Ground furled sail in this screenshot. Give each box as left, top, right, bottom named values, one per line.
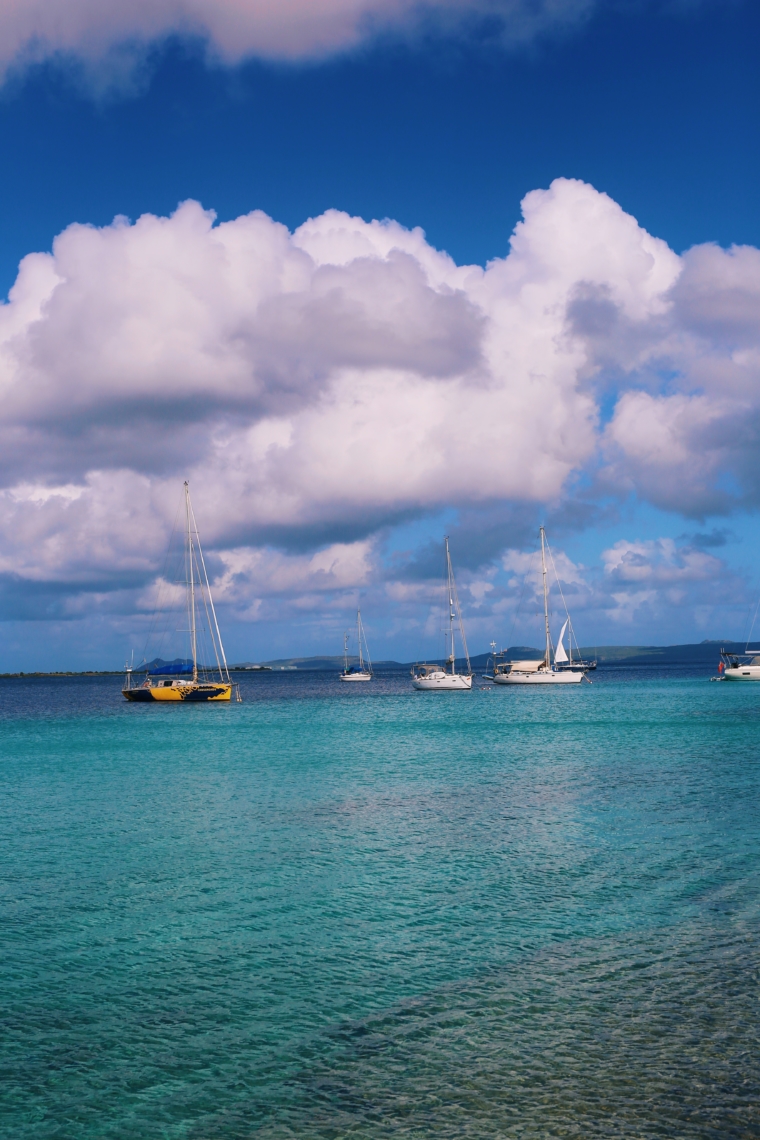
left=554, top=619, right=569, bottom=663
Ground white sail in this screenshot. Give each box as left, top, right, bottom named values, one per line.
left=554, top=618, right=569, bottom=663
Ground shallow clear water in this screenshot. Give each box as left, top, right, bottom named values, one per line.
left=1, top=668, right=758, bottom=1138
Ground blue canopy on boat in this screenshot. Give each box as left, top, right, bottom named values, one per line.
left=147, top=659, right=194, bottom=676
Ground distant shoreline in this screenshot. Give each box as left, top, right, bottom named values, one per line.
left=0, top=667, right=273, bottom=679
left=0, top=642, right=747, bottom=678
left=0, top=671, right=127, bottom=678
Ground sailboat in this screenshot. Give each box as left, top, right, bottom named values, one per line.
left=411, top=537, right=473, bottom=691
left=718, top=596, right=760, bottom=679
left=494, top=527, right=586, bottom=686
left=123, top=482, right=238, bottom=702
left=340, top=609, right=372, bottom=681
left=719, top=649, right=760, bottom=680
left=551, top=618, right=595, bottom=670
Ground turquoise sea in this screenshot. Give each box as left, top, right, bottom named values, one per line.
left=1, top=667, right=758, bottom=1138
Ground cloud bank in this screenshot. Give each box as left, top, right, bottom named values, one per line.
left=1, top=177, right=758, bottom=656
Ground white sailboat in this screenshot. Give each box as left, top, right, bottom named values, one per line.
left=718, top=597, right=760, bottom=679
left=494, top=527, right=585, bottom=686
left=412, top=537, right=473, bottom=691
left=340, top=609, right=372, bottom=681
left=720, top=651, right=760, bottom=680
left=552, top=615, right=596, bottom=672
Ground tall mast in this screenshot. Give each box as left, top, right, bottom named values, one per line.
left=540, top=526, right=551, bottom=668
left=357, top=610, right=364, bottom=671
left=445, top=536, right=456, bottom=674
left=187, top=494, right=230, bottom=682
left=185, top=481, right=198, bottom=682
left=343, top=631, right=349, bottom=674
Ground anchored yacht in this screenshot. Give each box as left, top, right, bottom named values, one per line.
left=123, top=483, right=239, bottom=703
left=340, top=609, right=373, bottom=681
left=494, top=527, right=587, bottom=686
left=719, top=647, right=760, bottom=680
left=412, top=537, right=473, bottom=691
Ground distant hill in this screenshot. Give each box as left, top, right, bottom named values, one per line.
left=260, top=655, right=346, bottom=670
left=258, top=655, right=404, bottom=671
left=581, top=641, right=749, bottom=666
left=222, top=641, right=755, bottom=674
left=470, top=641, right=750, bottom=668
left=141, top=657, right=193, bottom=672
left=469, top=646, right=543, bottom=668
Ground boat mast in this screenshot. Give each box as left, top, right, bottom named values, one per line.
left=186, top=492, right=230, bottom=683
left=445, top=537, right=456, bottom=674
left=540, top=526, right=551, bottom=669
left=357, top=610, right=364, bottom=671
left=185, top=481, right=198, bottom=682
left=343, top=631, right=349, bottom=674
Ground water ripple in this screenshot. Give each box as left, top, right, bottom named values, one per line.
left=0, top=669, right=758, bottom=1138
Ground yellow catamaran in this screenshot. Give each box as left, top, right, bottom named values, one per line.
left=123, top=482, right=238, bottom=703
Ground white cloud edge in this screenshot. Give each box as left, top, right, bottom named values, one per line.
left=0, top=0, right=600, bottom=84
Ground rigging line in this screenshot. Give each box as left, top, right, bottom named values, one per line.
left=441, top=541, right=454, bottom=666
left=192, top=541, right=223, bottom=679
left=546, top=538, right=585, bottom=661
left=447, top=540, right=471, bottom=672
left=738, top=565, right=760, bottom=647
left=504, top=546, right=537, bottom=653
left=739, top=600, right=754, bottom=649
left=414, top=550, right=444, bottom=666
left=361, top=614, right=372, bottom=674
left=189, top=494, right=230, bottom=681
left=545, top=538, right=572, bottom=622
left=141, top=493, right=183, bottom=667
left=196, top=547, right=227, bottom=681
left=145, top=507, right=183, bottom=662
left=357, top=610, right=371, bottom=673
left=745, top=593, right=760, bottom=652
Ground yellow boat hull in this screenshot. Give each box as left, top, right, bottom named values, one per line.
left=123, top=682, right=232, bottom=702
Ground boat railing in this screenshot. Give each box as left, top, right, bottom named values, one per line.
left=721, top=648, right=760, bottom=666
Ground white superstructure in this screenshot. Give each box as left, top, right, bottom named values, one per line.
left=720, top=650, right=760, bottom=680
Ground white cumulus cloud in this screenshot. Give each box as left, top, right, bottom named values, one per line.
left=602, top=538, right=723, bottom=585
left=600, top=241, right=760, bottom=517
left=3, top=178, right=650, bottom=565
left=598, top=537, right=733, bottom=629
left=0, top=176, right=758, bottom=651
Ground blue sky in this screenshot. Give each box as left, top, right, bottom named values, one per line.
left=0, top=0, right=759, bottom=668
left=2, top=1, right=759, bottom=288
